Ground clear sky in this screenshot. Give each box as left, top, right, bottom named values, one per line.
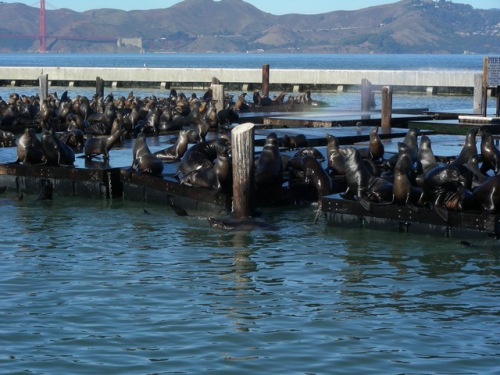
left=3, top=0, right=498, bottom=13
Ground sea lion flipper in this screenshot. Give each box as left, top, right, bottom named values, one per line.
left=434, top=206, right=449, bottom=222
left=358, top=198, right=372, bottom=211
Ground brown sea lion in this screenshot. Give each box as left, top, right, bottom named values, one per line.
left=392, top=164, right=422, bottom=212
left=155, top=130, right=189, bottom=162
left=177, top=138, right=231, bottom=178
left=480, top=130, right=500, bottom=175
left=468, top=175, right=500, bottom=214
left=16, top=128, right=46, bottom=165
left=326, top=134, right=346, bottom=175
left=417, top=134, right=438, bottom=174
left=84, top=129, right=124, bottom=160
left=340, top=147, right=394, bottom=210
left=293, top=147, right=325, bottom=162
left=40, top=128, right=75, bottom=166
left=130, top=133, right=164, bottom=175
left=452, top=127, right=478, bottom=166
left=288, top=156, right=332, bottom=200
left=254, top=132, right=283, bottom=191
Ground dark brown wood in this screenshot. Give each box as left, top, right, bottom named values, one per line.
left=496, top=85, right=500, bottom=117
left=96, top=76, right=105, bottom=98
left=361, top=78, right=373, bottom=112
left=262, top=64, right=270, bottom=98
left=231, top=123, right=255, bottom=218
left=381, top=86, right=393, bottom=129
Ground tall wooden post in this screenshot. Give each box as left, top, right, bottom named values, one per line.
left=496, top=86, right=500, bottom=117
left=482, top=57, right=488, bottom=117
left=361, top=78, right=373, bottom=111
left=38, top=74, right=48, bottom=102
left=473, top=73, right=483, bottom=112
left=212, top=84, right=224, bottom=113
left=381, top=86, right=393, bottom=129
left=231, top=123, right=255, bottom=219
left=96, top=76, right=105, bottom=98
left=262, top=64, right=270, bottom=98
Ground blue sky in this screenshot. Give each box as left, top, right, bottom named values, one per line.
left=4, top=0, right=498, bottom=13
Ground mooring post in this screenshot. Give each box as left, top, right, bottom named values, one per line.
left=473, top=73, right=483, bottom=112
left=38, top=74, right=48, bottom=102
left=361, top=78, right=373, bottom=111
left=96, top=76, right=105, bottom=98
left=262, top=64, right=270, bottom=98
left=231, top=122, right=255, bottom=219
left=496, top=86, right=500, bottom=117
left=482, top=57, right=488, bottom=117
left=212, top=83, right=225, bottom=113
left=381, top=86, right=393, bottom=129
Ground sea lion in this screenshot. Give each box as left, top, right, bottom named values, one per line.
left=177, top=138, right=231, bottom=178
left=358, top=126, right=384, bottom=161
left=326, top=134, right=346, bottom=175
left=386, top=128, right=419, bottom=169
left=288, top=156, right=332, bottom=200
left=452, top=127, right=478, bottom=166
left=254, top=132, right=283, bottom=191
left=16, top=128, right=46, bottom=165
left=40, top=128, right=75, bottom=166
left=480, top=130, right=500, bottom=175
left=84, top=128, right=124, bottom=160
left=392, top=164, right=422, bottom=212
left=293, top=147, right=325, bottom=162
left=180, top=141, right=232, bottom=193
left=468, top=175, right=500, bottom=214
left=154, top=130, right=189, bottom=162
left=0, top=129, right=15, bottom=147
left=340, top=146, right=394, bottom=210
left=420, top=165, right=470, bottom=217
left=466, top=154, right=489, bottom=188
left=130, top=133, right=164, bottom=175
left=417, top=134, right=438, bottom=174
left=207, top=217, right=278, bottom=231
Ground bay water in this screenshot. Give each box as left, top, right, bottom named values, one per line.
left=0, top=54, right=499, bottom=374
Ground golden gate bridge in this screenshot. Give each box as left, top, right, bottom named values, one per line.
left=0, top=1, right=161, bottom=53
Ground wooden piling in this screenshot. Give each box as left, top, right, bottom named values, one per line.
left=262, top=64, right=270, bottom=98
left=38, top=74, right=48, bottom=102
left=211, top=84, right=224, bottom=113
left=361, top=78, right=373, bottom=111
left=482, top=57, right=488, bottom=117
left=231, top=122, right=255, bottom=218
left=381, top=86, right=393, bottom=129
left=96, top=76, right=105, bottom=98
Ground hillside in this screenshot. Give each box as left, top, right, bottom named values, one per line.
left=0, top=0, right=498, bottom=54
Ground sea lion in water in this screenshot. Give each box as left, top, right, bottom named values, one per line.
left=207, top=217, right=278, bottom=231
left=130, top=133, right=164, bottom=175
left=340, top=146, right=393, bottom=210
left=16, top=128, right=46, bottom=165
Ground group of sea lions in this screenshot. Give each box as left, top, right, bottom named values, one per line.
left=322, top=126, right=500, bottom=218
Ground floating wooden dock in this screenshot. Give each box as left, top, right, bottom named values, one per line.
left=321, top=194, right=500, bottom=239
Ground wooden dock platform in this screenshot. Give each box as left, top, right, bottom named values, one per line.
left=321, top=194, right=500, bottom=239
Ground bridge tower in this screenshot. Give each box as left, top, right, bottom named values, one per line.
left=39, top=0, right=46, bottom=53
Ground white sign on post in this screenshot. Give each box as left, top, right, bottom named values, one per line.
left=486, top=56, right=500, bottom=86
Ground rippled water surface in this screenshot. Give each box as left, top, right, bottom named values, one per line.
left=1, top=195, right=498, bottom=374
left=1, top=53, right=499, bottom=374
